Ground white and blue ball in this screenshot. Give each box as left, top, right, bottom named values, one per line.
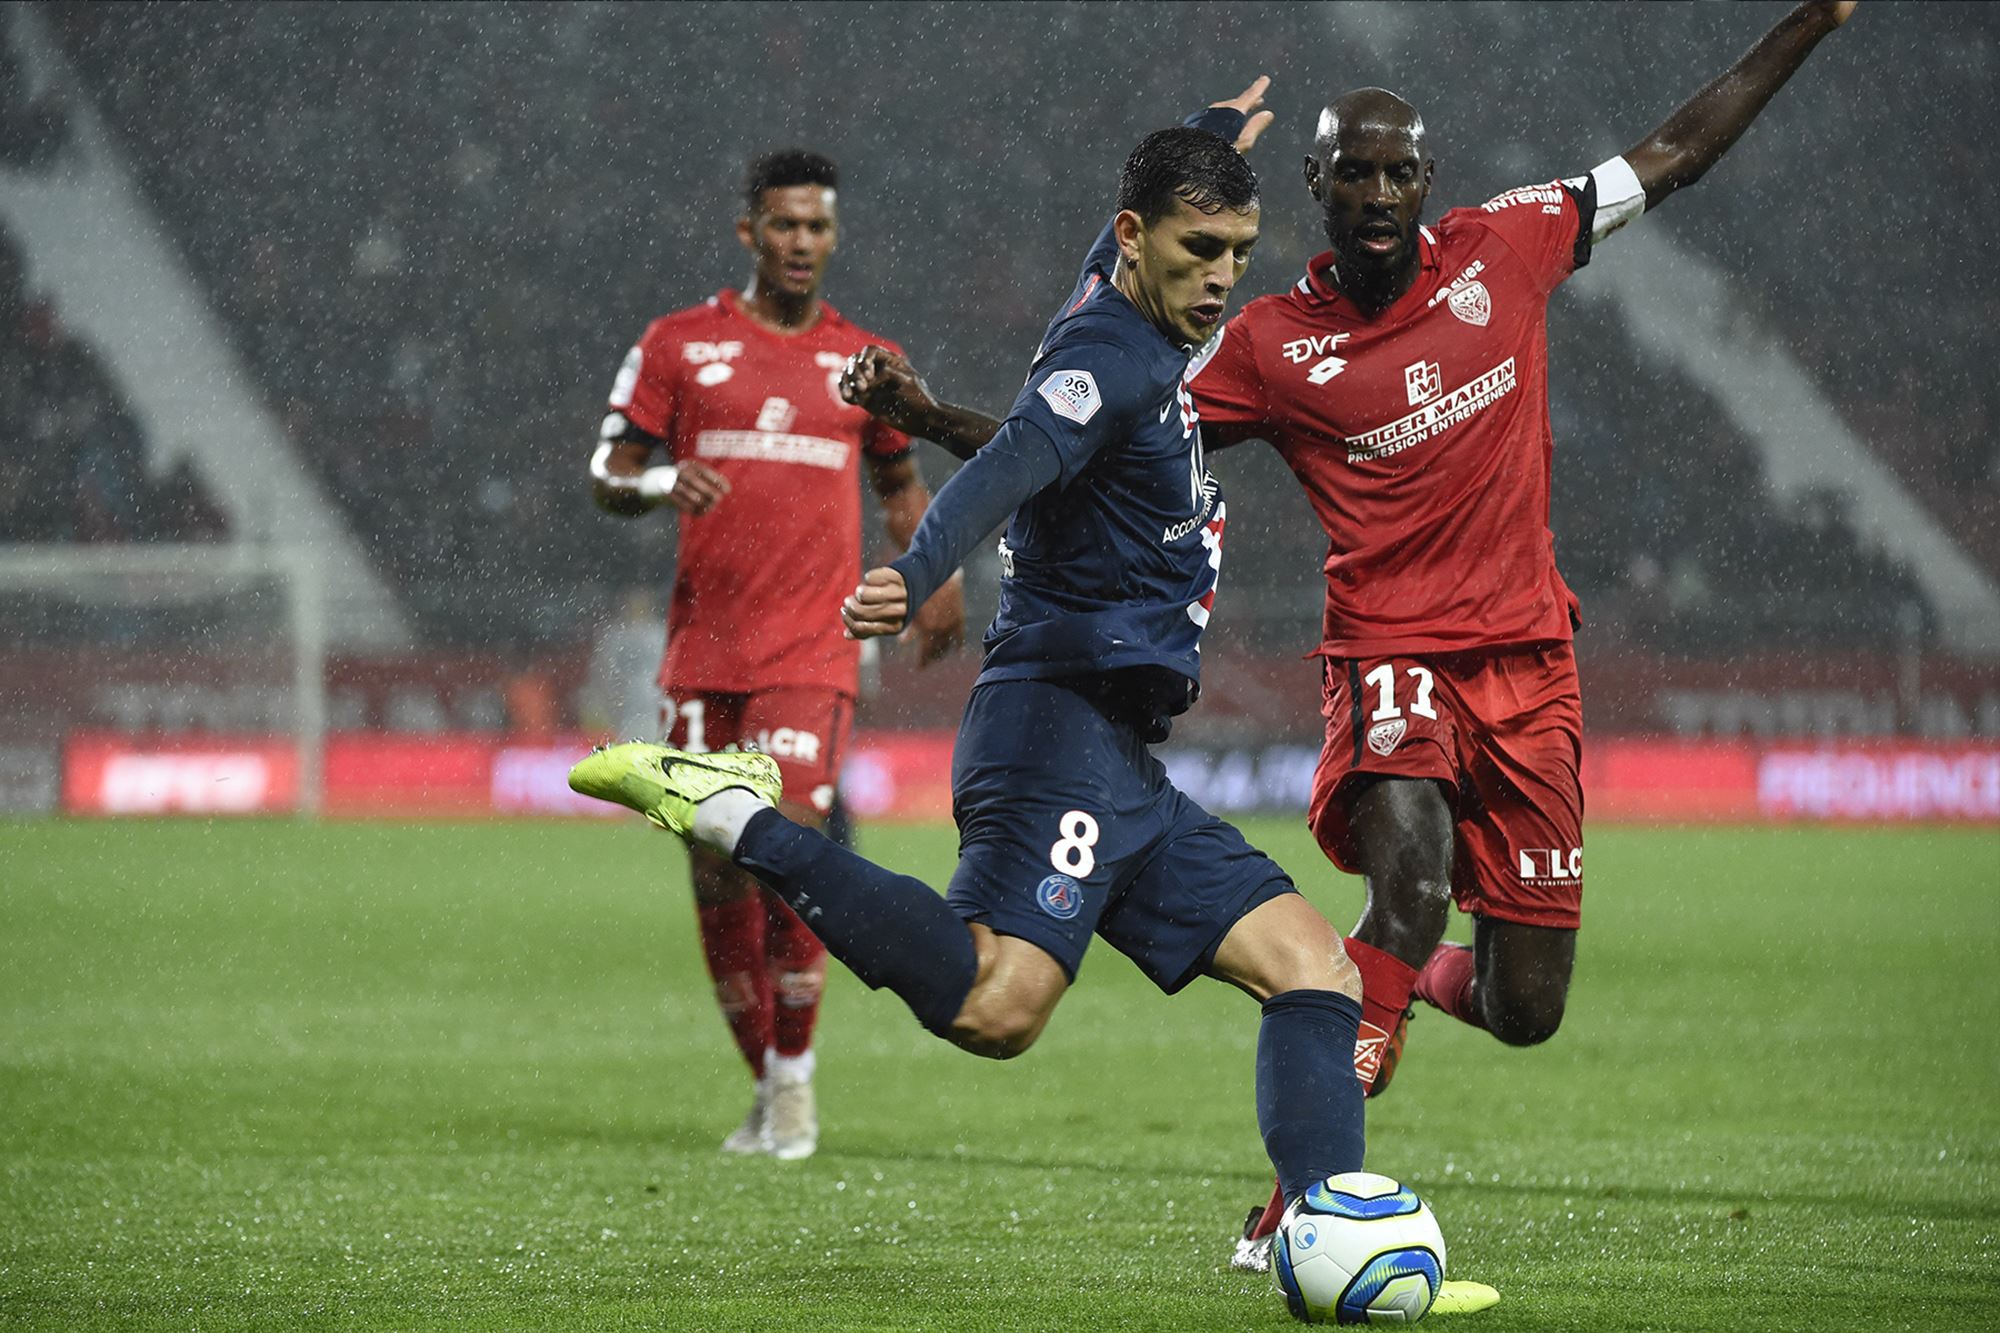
left=1271, top=1172, right=1445, bottom=1324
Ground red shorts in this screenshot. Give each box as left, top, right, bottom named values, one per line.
left=658, top=685, right=854, bottom=816
left=1307, top=643, right=1584, bottom=930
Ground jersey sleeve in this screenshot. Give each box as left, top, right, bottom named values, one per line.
left=604, top=321, right=677, bottom=443
left=1472, top=180, right=1595, bottom=296
left=1186, top=313, right=1269, bottom=446
left=1004, top=337, right=1149, bottom=489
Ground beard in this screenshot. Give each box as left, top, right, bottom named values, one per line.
left=1325, top=215, right=1420, bottom=304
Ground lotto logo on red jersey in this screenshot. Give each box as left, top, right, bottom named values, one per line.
left=1517, top=847, right=1582, bottom=882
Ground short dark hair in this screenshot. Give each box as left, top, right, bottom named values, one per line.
left=1115, top=126, right=1259, bottom=226
left=743, top=149, right=839, bottom=216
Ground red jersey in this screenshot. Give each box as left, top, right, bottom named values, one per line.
left=606, top=290, right=911, bottom=695
left=1192, top=180, right=1594, bottom=657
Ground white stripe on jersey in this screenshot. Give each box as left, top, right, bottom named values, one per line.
left=694, top=430, right=850, bottom=470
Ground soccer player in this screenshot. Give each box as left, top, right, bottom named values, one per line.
left=571, top=83, right=1376, bottom=1245
left=589, top=148, right=964, bottom=1160
left=836, top=0, right=1858, bottom=1273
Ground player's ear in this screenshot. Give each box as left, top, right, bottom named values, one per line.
left=1420, top=157, right=1436, bottom=205
left=735, top=214, right=755, bottom=253
left=1302, top=154, right=1321, bottom=202
left=1113, top=209, right=1146, bottom=267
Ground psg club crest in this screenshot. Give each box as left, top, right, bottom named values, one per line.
left=1036, top=874, right=1083, bottom=921
left=1447, top=280, right=1492, bottom=328
left=1367, top=718, right=1407, bottom=757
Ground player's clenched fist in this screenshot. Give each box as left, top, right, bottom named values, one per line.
left=841, top=566, right=908, bottom=639
left=839, top=345, right=938, bottom=436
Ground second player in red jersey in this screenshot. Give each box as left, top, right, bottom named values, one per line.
left=1191, top=2, right=1856, bottom=1269
left=591, top=149, right=962, bottom=1162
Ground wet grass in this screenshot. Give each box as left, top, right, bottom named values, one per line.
left=2, top=818, right=1996, bottom=1330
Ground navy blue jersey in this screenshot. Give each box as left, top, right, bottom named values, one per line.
left=887, top=107, right=1246, bottom=729
left=976, top=221, right=1228, bottom=718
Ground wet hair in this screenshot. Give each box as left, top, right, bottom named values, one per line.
left=1115, top=126, right=1259, bottom=226
left=743, top=149, right=839, bottom=216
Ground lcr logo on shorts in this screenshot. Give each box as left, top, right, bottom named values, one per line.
left=1036, top=874, right=1084, bottom=920
left=1516, top=847, right=1582, bottom=882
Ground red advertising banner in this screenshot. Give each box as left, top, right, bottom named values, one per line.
left=323, top=735, right=497, bottom=816
left=63, top=735, right=300, bottom=814
left=53, top=732, right=2000, bottom=824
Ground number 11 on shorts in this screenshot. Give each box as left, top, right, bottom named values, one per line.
left=1365, top=663, right=1437, bottom=721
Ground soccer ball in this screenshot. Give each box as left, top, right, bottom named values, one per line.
left=1271, top=1172, right=1446, bottom=1324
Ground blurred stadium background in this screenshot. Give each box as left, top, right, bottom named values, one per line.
left=1, top=0, right=1995, bottom=819
left=4, top=6, right=1998, bottom=1330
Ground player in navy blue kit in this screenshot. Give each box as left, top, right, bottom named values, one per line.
left=569, top=80, right=1369, bottom=1220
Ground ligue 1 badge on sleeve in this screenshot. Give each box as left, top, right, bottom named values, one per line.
left=1448, top=280, right=1492, bottom=328
left=1037, top=369, right=1102, bottom=425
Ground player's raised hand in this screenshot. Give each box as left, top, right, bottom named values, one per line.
left=840, top=345, right=940, bottom=436
left=668, top=459, right=731, bottom=515
left=908, top=572, right=965, bottom=666
left=841, top=566, right=909, bottom=640
left=1801, top=0, right=1856, bottom=27
left=1212, top=75, right=1276, bottom=154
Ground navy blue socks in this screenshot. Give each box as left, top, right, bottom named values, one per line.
left=732, top=808, right=978, bottom=1037
left=1256, top=988, right=1367, bottom=1204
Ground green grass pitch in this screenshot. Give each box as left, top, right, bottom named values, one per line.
left=2, top=818, right=1996, bottom=1330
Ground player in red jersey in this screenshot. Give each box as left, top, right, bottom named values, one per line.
left=1189, top=0, right=1858, bottom=1267
left=835, top=2, right=1856, bottom=1270
left=591, top=149, right=963, bottom=1161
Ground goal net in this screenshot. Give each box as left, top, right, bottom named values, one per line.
left=0, top=544, right=327, bottom=814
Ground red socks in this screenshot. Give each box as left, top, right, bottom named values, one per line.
left=1342, top=936, right=1419, bottom=1094
left=695, top=890, right=826, bottom=1078
left=763, top=893, right=827, bottom=1058
left=695, top=895, right=774, bottom=1078
left=1413, top=942, right=1479, bottom=1027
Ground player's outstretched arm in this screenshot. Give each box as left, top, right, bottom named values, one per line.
left=866, top=451, right=965, bottom=664
left=589, top=439, right=730, bottom=518
left=841, top=346, right=1002, bottom=461
left=1620, top=0, right=1855, bottom=210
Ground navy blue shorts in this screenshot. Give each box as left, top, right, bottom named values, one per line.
left=944, top=678, right=1298, bottom=993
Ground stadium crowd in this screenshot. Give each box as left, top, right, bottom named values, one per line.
left=29, top=4, right=1993, bottom=652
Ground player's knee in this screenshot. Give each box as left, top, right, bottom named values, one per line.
left=1483, top=988, right=1566, bottom=1047
left=949, top=1002, right=1045, bottom=1060
left=1263, top=930, right=1363, bottom=1005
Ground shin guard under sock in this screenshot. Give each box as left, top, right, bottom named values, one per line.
left=763, top=890, right=827, bottom=1057
left=1256, top=988, right=1367, bottom=1205
left=1343, top=935, right=1420, bottom=1093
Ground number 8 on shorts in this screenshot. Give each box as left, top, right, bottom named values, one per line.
left=1050, top=810, right=1100, bottom=878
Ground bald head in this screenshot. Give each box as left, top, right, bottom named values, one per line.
left=1302, top=87, right=1435, bottom=310
left=1314, top=88, right=1426, bottom=159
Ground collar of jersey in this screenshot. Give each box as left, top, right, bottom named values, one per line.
left=718, top=286, right=841, bottom=341
left=1297, top=224, right=1441, bottom=321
